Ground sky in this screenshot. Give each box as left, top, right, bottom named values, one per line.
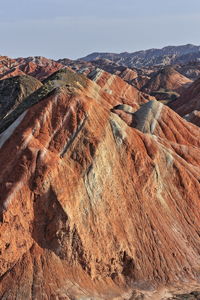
left=0, top=0, right=200, bottom=59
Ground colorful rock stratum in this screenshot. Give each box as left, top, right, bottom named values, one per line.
left=0, top=66, right=200, bottom=300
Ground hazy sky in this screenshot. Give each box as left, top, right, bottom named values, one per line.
left=1, top=0, right=200, bottom=59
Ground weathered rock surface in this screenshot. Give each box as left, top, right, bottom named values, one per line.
left=142, top=67, right=192, bottom=95
left=0, top=56, right=64, bottom=82
left=0, top=56, right=19, bottom=78
left=16, top=56, right=64, bottom=80
left=0, top=68, right=26, bottom=80
left=80, top=44, right=200, bottom=68
left=0, top=67, right=200, bottom=299
left=0, top=75, right=42, bottom=120
left=169, top=77, right=200, bottom=126
left=175, top=61, right=200, bottom=81
left=88, top=59, right=138, bottom=83
left=0, top=68, right=88, bottom=134
left=88, top=68, right=154, bottom=109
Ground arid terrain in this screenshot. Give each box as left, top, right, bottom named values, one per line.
left=0, top=45, right=200, bottom=299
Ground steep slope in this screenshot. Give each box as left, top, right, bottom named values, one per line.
left=16, top=56, right=64, bottom=80
left=0, top=68, right=200, bottom=299
left=169, top=77, right=200, bottom=126
left=0, top=68, right=150, bottom=135
left=89, top=59, right=138, bottom=83
left=0, top=75, right=42, bottom=120
left=0, top=68, right=26, bottom=80
left=142, top=67, right=192, bottom=94
left=175, top=61, right=200, bottom=80
left=0, top=68, right=88, bottom=133
left=0, top=56, right=18, bottom=78
left=0, top=56, right=64, bottom=81
left=87, top=68, right=154, bottom=109
left=58, top=58, right=94, bottom=75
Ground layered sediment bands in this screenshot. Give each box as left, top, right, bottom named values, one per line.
left=88, top=68, right=154, bottom=111
left=169, top=77, right=200, bottom=127
left=142, top=67, right=192, bottom=95
left=0, top=74, right=200, bottom=299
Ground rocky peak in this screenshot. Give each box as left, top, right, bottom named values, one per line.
left=0, top=75, right=42, bottom=120
left=0, top=65, right=200, bottom=299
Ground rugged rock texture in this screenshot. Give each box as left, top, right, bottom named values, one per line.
left=169, top=77, right=200, bottom=126
left=58, top=58, right=138, bottom=87
left=142, top=67, right=192, bottom=95
left=89, top=59, right=138, bottom=83
left=0, top=56, right=64, bottom=81
left=0, top=75, right=42, bottom=120
left=131, top=75, right=151, bottom=90
left=87, top=68, right=154, bottom=109
left=175, top=62, right=200, bottom=81
left=0, top=68, right=88, bottom=134
left=0, top=68, right=26, bottom=80
left=16, top=56, right=64, bottom=80
left=58, top=58, right=95, bottom=75
left=0, top=56, right=19, bottom=78
left=0, top=67, right=200, bottom=299
left=184, top=110, right=200, bottom=127
left=80, top=44, right=200, bottom=68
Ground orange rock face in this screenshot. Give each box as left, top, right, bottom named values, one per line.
left=0, top=56, right=64, bottom=81
left=16, top=57, right=64, bottom=80
left=142, top=67, right=192, bottom=95
left=88, top=68, right=154, bottom=110
left=0, top=69, right=200, bottom=299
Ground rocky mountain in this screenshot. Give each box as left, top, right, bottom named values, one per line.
left=0, top=56, right=19, bottom=79
left=15, top=56, right=64, bottom=80
left=175, top=61, right=200, bottom=80
left=140, top=66, right=192, bottom=103
left=88, top=59, right=138, bottom=83
left=0, top=75, right=42, bottom=120
left=57, top=58, right=192, bottom=103
left=87, top=68, right=153, bottom=107
left=80, top=44, right=200, bottom=68
left=58, top=58, right=138, bottom=87
left=0, top=64, right=200, bottom=299
left=0, top=56, right=64, bottom=82
left=142, top=67, right=192, bottom=93
left=0, top=48, right=199, bottom=105
left=58, top=58, right=94, bottom=75
left=169, top=77, right=200, bottom=126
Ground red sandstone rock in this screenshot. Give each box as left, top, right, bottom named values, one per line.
left=169, top=77, right=200, bottom=126
left=0, top=56, right=18, bottom=78
left=142, top=66, right=192, bottom=95
left=15, top=56, right=64, bottom=80
left=0, top=56, right=64, bottom=81
left=0, top=69, right=200, bottom=299
left=88, top=68, right=154, bottom=110
left=0, top=68, right=26, bottom=80
left=117, top=67, right=138, bottom=83
left=132, top=75, right=151, bottom=90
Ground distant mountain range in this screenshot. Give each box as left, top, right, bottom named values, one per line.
left=79, top=44, right=200, bottom=68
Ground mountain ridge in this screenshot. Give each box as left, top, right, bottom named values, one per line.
left=0, top=51, right=200, bottom=299
left=79, top=44, right=200, bottom=68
